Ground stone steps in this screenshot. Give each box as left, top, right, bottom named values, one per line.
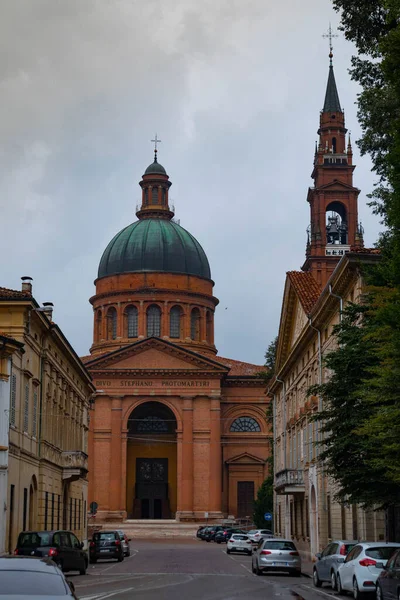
left=97, top=520, right=203, bottom=538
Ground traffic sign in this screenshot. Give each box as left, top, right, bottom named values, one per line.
left=264, top=512, right=272, bottom=521
left=90, top=501, right=98, bottom=515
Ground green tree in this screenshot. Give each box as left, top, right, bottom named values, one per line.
left=253, top=477, right=274, bottom=528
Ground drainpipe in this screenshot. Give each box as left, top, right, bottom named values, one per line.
left=328, top=284, right=343, bottom=322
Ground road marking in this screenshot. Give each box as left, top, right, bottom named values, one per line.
left=240, top=562, right=253, bottom=574
left=301, top=583, right=337, bottom=598
left=81, top=587, right=138, bottom=600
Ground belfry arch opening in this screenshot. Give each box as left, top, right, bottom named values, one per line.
left=126, top=402, right=177, bottom=519
left=326, top=201, right=348, bottom=245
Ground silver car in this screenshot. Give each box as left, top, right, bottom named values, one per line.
left=247, top=529, right=274, bottom=545
left=337, top=542, right=400, bottom=600
left=313, top=540, right=357, bottom=589
left=252, top=538, right=301, bottom=576
left=116, top=530, right=131, bottom=557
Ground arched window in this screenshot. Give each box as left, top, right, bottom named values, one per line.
left=144, top=188, right=148, bottom=205
left=151, top=186, right=158, bottom=204
left=332, top=137, right=337, bottom=153
left=96, top=310, right=102, bottom=342
left=125, top=305, right=138, bottom=338
left=162, top=188, right=166, bottom=205
left=190, top=308, right=200, bottom=341
left=230, top=416, right=261, bottom=432
left=206, top=310, right=213, bottom=344
left=147, top=305, right=161, bottom=337
left=106, top=307, right=117, bottom=340
left=170, top=306, right=182, bottom=338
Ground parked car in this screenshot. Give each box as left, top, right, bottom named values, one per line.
left=196, top=526, right=206, bottom=539
left=313, top=540, right=358, bottom=589
left=89, top=530, right=124, bottom=563
left=116, top=530, right=131, bottom=557
left=252, top=538, right=301, bottom=576
left=376, top=548, right=400, bottom=600
left=337, top=542, right=400, bottom=600
left=14, top=530, right=87, bottom=575
left=0, top=556, right=78, bottom=598
left=215, top=528, right=244, bottom=544
left=247, top=529, right=274, bottom=545
left=204, top=526, right=225, bottom=542
left=227, top=534, right=252, bottom=555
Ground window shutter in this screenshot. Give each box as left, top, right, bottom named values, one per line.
left=10, top=374, right=16, bottom=426
left=24, top=384, right=29, bottom=432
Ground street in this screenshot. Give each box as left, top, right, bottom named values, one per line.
left=70, top=539, right=340, bottom=600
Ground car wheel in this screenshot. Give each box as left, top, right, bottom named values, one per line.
left=353, top=578, right=365, bottom=600
left=256, top=564, right=263, bottom=576
left=126, top=549, right=131, bottom=557
left=331, top=571, right=337, bottom=591
left=376, top=584, right=383, bottom=600
left=252, top=562, right=256, bottom=574
left=90, top=557, right=97, bottom=564
left=227, top=549, right=231, bottom=554
left=79, top=561, right=86, bottom=576
left=118, top=554, right=124, bottom=562
left=337, top=573, right=346, bottom=595
left=313, top=568, right=322, bottom=588
left=216, top=540, right=221, bottom=544
left=247, top=551, right=252, bottom=556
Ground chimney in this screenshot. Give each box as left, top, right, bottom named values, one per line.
left=42, top=302, right=54, bottom=321
left=21, top=276, right=33, bottom=294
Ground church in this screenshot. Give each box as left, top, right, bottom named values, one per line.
left=83, top=150, right=270, bottom=522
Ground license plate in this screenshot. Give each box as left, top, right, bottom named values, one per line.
left=272, top=561, right=289, bottom=566
left=100, top=549, right=110, bottom=553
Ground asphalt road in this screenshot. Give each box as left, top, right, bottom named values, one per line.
left=70, top=538, right=341, bottom=600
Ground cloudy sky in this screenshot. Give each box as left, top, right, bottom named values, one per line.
left=1, top=0, right=382, bottom=365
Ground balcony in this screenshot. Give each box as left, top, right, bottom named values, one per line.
left=275, top=469, right=305, bottom=495
left=61, top=451, right=88, bottom=482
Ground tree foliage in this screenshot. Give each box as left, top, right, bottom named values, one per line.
left=318, top=0, right=400, bottom=511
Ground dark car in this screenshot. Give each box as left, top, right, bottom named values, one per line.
left=14, top=530, right=87, bottom=575
left=204, top=526, right=224, bottom=542
left=0, top=556, right=78, bottom=598
left=215, top=528, right=244, bottom=544
left=90, top=530, right=124, bottom=563
left=376, top=547, right=400, bottom=600
left=199, top=526, right=213, bottom=540
left=196, top=526, right=206, bottom=539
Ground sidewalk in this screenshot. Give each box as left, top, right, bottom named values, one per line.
left=301, top=559, right=314, bottom=578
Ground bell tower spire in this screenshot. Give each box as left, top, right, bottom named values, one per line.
left=302, top=36, right=364, bottom=288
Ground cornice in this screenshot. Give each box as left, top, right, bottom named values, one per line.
left=89, top=368, right=223, bottom=378
left=90, top=288, right=219, bottom=307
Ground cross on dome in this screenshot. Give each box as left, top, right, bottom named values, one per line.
left=151, top=134, right=162, bottom=162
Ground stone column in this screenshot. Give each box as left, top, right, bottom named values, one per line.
left=208, top=396, right=223, bottom=517
left=161, top=301, right=169, bottom=338
left=200, top=307, right=207, bottom=342
left=138, top=301, right=145, bottom=338
left=109, top=397, right=124, bottom=517
left=179, top=397, right=194, bottom=519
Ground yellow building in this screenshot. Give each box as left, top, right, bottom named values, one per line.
left=270, top=251, right=385, bottom=562
left=0, top=278, right=95, bottom=553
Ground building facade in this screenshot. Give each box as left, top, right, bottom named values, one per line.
left=0, top=280, right=95, bottom=552
left=270, top=53, right=384, bottom=561
left=84, top=150, right=270, bottom=522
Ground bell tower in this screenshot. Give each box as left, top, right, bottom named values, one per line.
left=302, top=46, right=364, bottom=288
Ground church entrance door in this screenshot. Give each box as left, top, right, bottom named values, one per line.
left=136, top=458, right=169, bottom=519
left=237, top=481, right=254, bottom=518
left=126, top=402, right=177, bottom=520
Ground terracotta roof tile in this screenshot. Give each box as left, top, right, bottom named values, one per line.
left=287, top=271, right=321, bottom=315
left=216, top=356, right=265, bottom=376
left=0, top=286, right=31, bottom=299
left=349, top=247, right=381, bottom=255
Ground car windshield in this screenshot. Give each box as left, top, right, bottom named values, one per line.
left=366, top=547, right=400, bottom=560
left=17, top=532, right=52, bottom=547
left=94, top=532, right=116, bottom=542
left=0, top=571, right=68, bottom=596
left=263, top=541, right=296, bottom=551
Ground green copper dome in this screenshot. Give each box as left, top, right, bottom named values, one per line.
left=144, top=161, right=166, bottom=175
left=98, top=218, right=211, bottom=279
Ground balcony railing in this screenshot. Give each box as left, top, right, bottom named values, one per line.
left=275, top=469, right=305, bottom=495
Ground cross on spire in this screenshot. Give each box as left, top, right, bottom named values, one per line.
left=322, top=23, right=338, bottom=65
left=151, top=134, right=161, bottom=161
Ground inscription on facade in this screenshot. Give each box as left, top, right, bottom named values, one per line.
left=95, top=380, right=210, bottom=388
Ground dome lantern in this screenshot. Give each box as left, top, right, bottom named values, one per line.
left=137, top=137, right=174, bottom=220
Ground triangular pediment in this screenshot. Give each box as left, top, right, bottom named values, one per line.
left=275, top=272, right=320, bottom=371
left=84, top=338, right=229, bottom=374
left=314, top=180, right=360, bottom=193
left=226, top=452, right=265, bottom=465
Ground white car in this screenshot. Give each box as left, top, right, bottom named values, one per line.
left=337, top=542, right=400, bottom=600
left=227, top=534, right=252, bottom=555
left=247, top=529, right=273, bottom=544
